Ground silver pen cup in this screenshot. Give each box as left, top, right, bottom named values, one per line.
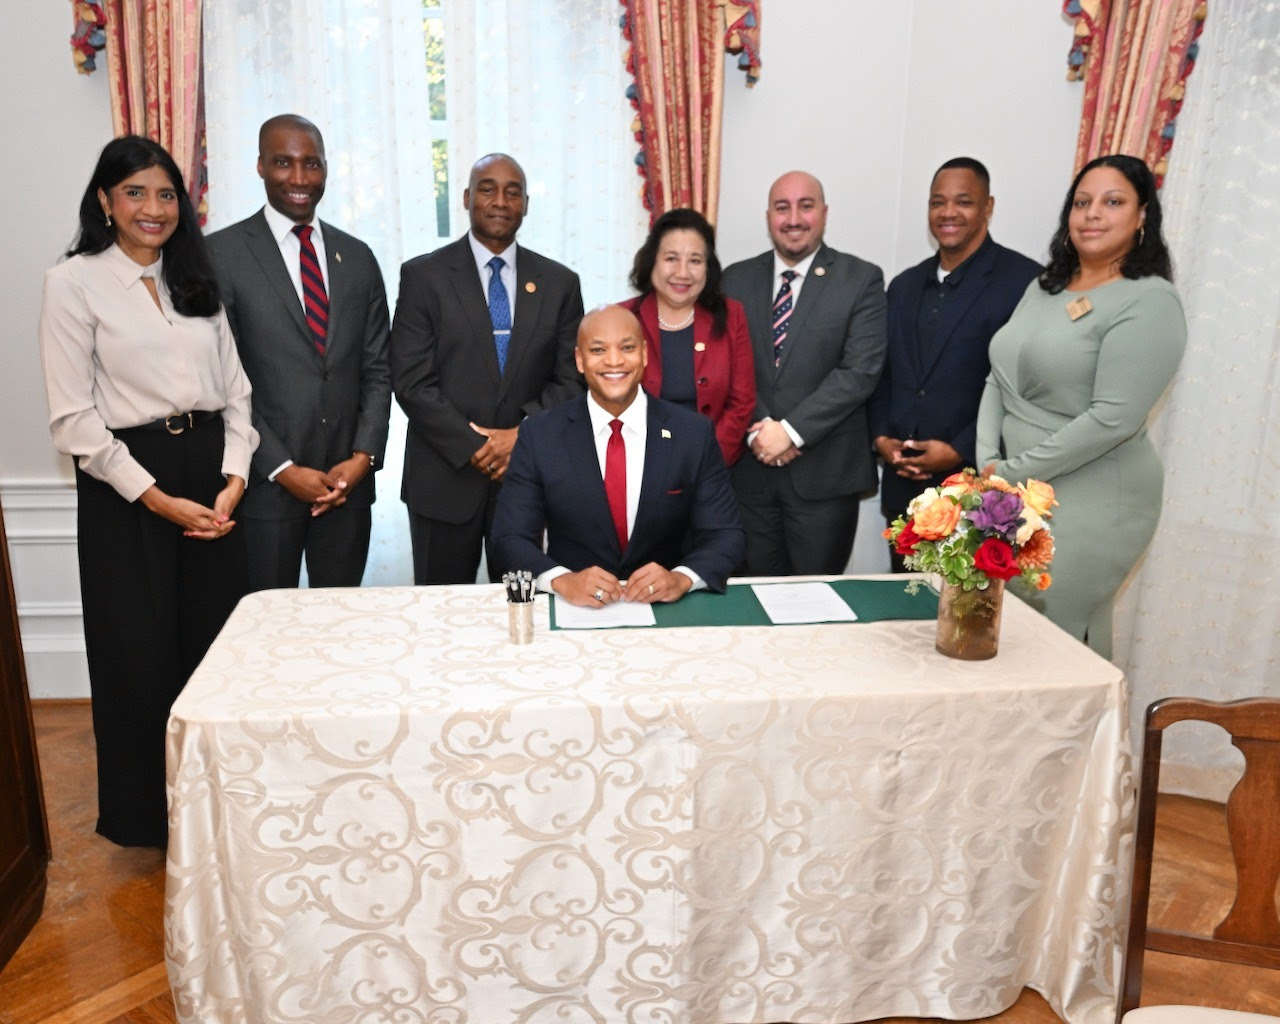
left=508, top=602, right=534, bottom=644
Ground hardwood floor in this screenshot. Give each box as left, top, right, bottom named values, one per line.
left=1, top=700, right=1278, bottom=1024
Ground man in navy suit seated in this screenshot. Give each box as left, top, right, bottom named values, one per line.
left=490, top=305, right=745, bottom=607
left=869, top=156, right=1041, bottom=570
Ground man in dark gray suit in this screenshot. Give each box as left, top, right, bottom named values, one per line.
left=207, top=114, right=392, bottom=590
left=722, top=171, right=887, bottom=575
left=391, top=153, right=584, bottom=585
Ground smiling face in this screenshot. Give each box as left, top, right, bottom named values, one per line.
left=650, top=228, right=708, bottom=315
left=767, top=171, right=827, bottom=266
left=258, top=123, right=327, bottom=224
left=575, top=306, right=648, bottom=417
left=97, top=164, right=179, bottom=266
left=928, top=168, right=993, bottom=269
left=1068, top=166, right=1145, bottom=270
left=465, top=155, right=528, bottom=254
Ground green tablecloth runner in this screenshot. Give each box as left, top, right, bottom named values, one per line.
left=550, top=578, right=939, bottom=630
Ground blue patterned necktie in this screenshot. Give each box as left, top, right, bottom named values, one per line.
left=487, top=256, right=512, bottom=374
left=771, top=269, right=797, bottom=368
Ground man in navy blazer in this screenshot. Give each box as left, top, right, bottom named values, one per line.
left=869, top=157, right=1040, bottom=568
left=391, top=153, right=583, bottom=585
left=490, top=305, right=744, bottom=606
left=207, top=114, right=392, bottom=589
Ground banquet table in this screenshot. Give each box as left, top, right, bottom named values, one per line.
left=164, top=578, right=1132, bottom=1024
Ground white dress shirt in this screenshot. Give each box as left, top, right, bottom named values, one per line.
left=469, top=233, right=518, bottom=322
left=39, top=245, right=258, bottom=501
left=754, top=250, right=821, bottom=449
left=262, top=203, right=330, bottom=306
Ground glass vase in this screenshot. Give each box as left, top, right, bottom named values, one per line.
left=935, top=579, right=1005, bottom=660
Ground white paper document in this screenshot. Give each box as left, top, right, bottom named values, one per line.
left=555, top=597, right=657, bottom=629
left=751, top=582, right=858, bottom=625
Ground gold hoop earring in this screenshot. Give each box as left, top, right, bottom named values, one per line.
left=105, top=212, right=113, bottom=228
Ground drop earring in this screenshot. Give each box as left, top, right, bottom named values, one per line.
left=105, top=212, right=113, bottom=228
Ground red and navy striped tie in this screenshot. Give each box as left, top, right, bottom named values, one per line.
left=293, top=224, right=328, bottom=354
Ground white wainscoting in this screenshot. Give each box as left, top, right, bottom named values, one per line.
left=3, top=479, right=89, bottom=699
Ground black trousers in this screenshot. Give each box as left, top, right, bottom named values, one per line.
left=242, top=505, right=372, bottom=590
left=735, top=469, right=860, bottom=576
left=408, top=483, right=503, bottom=585
left=76, top=417, right=247, bottom=847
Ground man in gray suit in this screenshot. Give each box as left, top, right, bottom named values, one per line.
left=391, top=153, right=584, bottom=585
left=207, top=114, right=392, bottom=589
left=722, top=171, right=887, bottom=575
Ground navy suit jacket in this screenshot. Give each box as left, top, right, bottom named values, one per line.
left=206, top=209, right=392, bottom=519
left=869, top=238, right=1040, bottom=515
left=489, top=395, right=745, bottom=591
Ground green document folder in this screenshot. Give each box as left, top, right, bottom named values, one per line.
left=550, top=579, right=938, bottom=630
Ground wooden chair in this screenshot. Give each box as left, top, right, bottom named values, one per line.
left=1119, top=696, right=1280, bottom=1023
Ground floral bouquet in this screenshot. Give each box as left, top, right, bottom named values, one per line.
left=883, top=469, right=1056, bottom=592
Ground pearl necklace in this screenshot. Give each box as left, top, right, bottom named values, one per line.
left=657, top=309, right=695, bottom=331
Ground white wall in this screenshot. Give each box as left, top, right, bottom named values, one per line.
left=0, top=0, right=1082, bottom=694
left=0, top=3, right=112, bottom=696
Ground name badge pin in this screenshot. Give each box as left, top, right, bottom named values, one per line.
left=1066, top=296, right=1093, bottom=321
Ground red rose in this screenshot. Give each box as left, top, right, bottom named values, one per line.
left=894, top=521, right=922, bottom=555
left=973, top=538, right=1021, bottom=580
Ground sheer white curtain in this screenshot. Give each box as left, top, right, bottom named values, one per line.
left=444, top=1, right=649, bottom=308
left=203, top=0, right=645, bottom=585
left=1113, top=0, right=1280, bottom=798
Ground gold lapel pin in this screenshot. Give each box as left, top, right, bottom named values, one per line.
left=525, top=281, right=536, bottom=293
left=814, top=266, right=826, bottom=277
left=335, top=252, right=342, bottom=264
left=661, top=428, right=671, bottom=439
left=1066, top=296, right=1093, bottom=321
left=694, top=342, right=706, bottom=352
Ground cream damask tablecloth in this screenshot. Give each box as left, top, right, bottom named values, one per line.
left=164, top=580, right=1132, bottom=1024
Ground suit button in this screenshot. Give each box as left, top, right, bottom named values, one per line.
left=323, top=371, right=330, bottom=381
left=917, top=389, right=926, bottom=397
left=697, top=377, right=709, bottom=386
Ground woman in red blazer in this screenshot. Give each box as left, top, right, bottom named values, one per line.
left=620, top=208, right=755, bottom=467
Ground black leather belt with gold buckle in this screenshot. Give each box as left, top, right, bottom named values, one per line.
left=118, top=410, right=220, bottom=435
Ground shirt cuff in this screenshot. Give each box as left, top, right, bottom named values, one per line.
left=780, top=419, right=804, bottom=448
left=268, top=459, right=294, bottom=482
left=536, top=566, right=571, bottom=593
left=673, top=566, right=705, bottom=591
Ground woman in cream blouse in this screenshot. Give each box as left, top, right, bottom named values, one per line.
left=39, top=135, right=258, bottom=847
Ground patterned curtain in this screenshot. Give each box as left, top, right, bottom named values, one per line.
left=102, top=0, right=207, bottom=214
left=1064, top=0, right=1206, bottom=186
left=621, top=0, right=761, bottom=225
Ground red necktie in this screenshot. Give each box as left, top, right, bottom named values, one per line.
left=293, top=224, right=328, bottom=354
left=605, top=418, right=628, bottom=551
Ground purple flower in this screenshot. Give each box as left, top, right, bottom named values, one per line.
left=966, top=490, right=1023, bottom=541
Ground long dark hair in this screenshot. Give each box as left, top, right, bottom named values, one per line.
left=629, top=208, right=728, bottom=336
left=1039, top=154, right=1173, bottom=294
left=69, top=135, right=220, bottom=317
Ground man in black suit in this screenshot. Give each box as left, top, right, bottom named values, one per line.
left=489, top=305, right=744, bottom=607
left=391, top=153, right=584, bottom=585
left=722, top=171, right=887, bottom=576
left=207, top=114, right=392, bottom=589
left=868, top=157, right=1040, bottom=569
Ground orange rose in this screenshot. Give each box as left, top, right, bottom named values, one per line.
left=912, top=497, right=961, bottom=540
left=1019, top=479, right=1058, bottom=518
left=1035, top=572, right=1052, bottom=591
left=941, top=470, right=979, bottom=491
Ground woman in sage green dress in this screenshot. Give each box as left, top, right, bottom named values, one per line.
left=976, top=155, right=1186, bottom=658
